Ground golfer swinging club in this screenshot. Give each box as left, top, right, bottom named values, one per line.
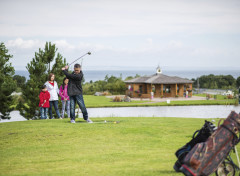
left=62, top=64, right=93, bottom=123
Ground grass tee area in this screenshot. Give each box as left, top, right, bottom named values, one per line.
left=1, top=117, right=239, bottom=176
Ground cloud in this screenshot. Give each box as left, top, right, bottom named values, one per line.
left=53, top=40, right=76, bottom=50
left=53, top=40, right=114, bottom=53
left=6, top=38, right=44, bottom=49
left=167, top=40, right=184, bottom=49
left=3, top=36, right=240, bottom=71
left=5, top=38, right=115, bottom=53
left=1, top=0, right=240, bottom=37
left=146, top=38, right=153, bottom=45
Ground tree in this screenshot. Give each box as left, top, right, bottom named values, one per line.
left=125, top=76, right=134, bottom=81
left=13, top=75, right=26, bottom=89
left=42, top=42, right=57, bottom=73
left=19, top=42, right=67, bottom=119
left=237, top=76, right=240, bottom=88
left=125, top=74, right=140, bottom=81
left=51, top=53, right=67, bottom=84
left=0, top=43, right=17, bottom=119
left=82, top=75, right=126, bottom=95
left=195, top=74, right=237, bottom=89
left=19, top=51, right=48, bottom=119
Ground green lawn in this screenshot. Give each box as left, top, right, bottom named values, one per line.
left=1, top=117, right=239, bottom=176
left=194, top=93, right=231, bottom=100
left=83, top=95, right=237, bottom=108
left=84, top=95, right=150, bottom=107
left=10, top=95, right=238, bottom=110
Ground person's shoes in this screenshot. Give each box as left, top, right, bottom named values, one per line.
left=71, top=120, right=76, bottom=123
left=60, top=117, right=63, bottom=119
left=87, top=119, right=93, bottom=123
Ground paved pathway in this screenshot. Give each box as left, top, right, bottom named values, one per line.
left=106, top=95, right=212, bottom=102
left=132, top=96, right=210, bottom=102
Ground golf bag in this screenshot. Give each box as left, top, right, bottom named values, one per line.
left=174, top=120, right=216, bottom=172
left=180, top=111, right=240, bottom=176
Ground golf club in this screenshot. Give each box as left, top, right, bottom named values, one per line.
left=94, top=120, right=120, bottom=124
left=78, top=120, right=120, bottom=124
left=68, top=51, right=91, bottom=66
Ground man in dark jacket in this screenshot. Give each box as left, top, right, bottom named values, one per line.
left=62, top=64, right=93, bottom=123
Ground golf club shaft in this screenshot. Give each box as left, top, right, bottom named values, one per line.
left=68, top=52, right=91, bottom=66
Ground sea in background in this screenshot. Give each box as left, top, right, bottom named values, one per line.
left=15, top=69, right=240, bottom=83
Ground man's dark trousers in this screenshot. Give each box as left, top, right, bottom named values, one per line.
left=70, top=94, right=88, bottom=120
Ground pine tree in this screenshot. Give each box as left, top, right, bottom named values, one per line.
left=13, top=75, right=26, bottom=89
left=51, top=53, right=67, bottom=84
left=42, top=42, right=57, bottom=73
left=19, top=51, right=48, bottom=119
left=19, top=42, right=67, bottom=119
left=0, top=43, right=17, bottom=119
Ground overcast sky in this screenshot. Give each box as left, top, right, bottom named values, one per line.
left=1, top=0, right=240, bottom=71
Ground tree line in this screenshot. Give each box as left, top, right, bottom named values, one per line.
left=82, top=75, right=139, bottom=95
left=192, top=74, right=240, bottom=90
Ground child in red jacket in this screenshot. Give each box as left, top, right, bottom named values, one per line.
left=39, top=85, right=50, bottom=119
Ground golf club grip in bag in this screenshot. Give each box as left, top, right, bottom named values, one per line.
left=174, top=121, right=216, bottom=172
left=180, top=111, right=240, bottom=176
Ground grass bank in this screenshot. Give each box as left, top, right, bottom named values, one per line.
left=10, top=94, right=238, bottom=110
left=84, top=95, right=237, bottom=108
left=0, top=117, right=239, bottom=176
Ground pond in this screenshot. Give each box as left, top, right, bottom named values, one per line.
left=1, top=105, right=239, bottom=123
left=85, top=105, right=240, bottom=119
left=0, top=111, right=27, bottom=123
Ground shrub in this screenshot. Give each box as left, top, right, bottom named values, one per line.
left=103, top=91, right=111, bottom=96
left=206, top=94, right=211, bottom=100
left=113, top=96, right=122, bottom=102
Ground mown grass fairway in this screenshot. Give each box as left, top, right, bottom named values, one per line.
left=1, top=117, right=239, bottom=176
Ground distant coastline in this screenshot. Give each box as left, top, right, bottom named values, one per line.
left=15, top=69, right=240, bottom=83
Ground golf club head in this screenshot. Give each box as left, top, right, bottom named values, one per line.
left=87, top=51, right=91, bottom=55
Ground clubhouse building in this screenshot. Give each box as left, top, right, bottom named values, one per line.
left=124, top=66, right=193, bottom=98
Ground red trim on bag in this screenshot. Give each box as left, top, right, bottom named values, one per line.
left=182, top=164, right=196, bottom=176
